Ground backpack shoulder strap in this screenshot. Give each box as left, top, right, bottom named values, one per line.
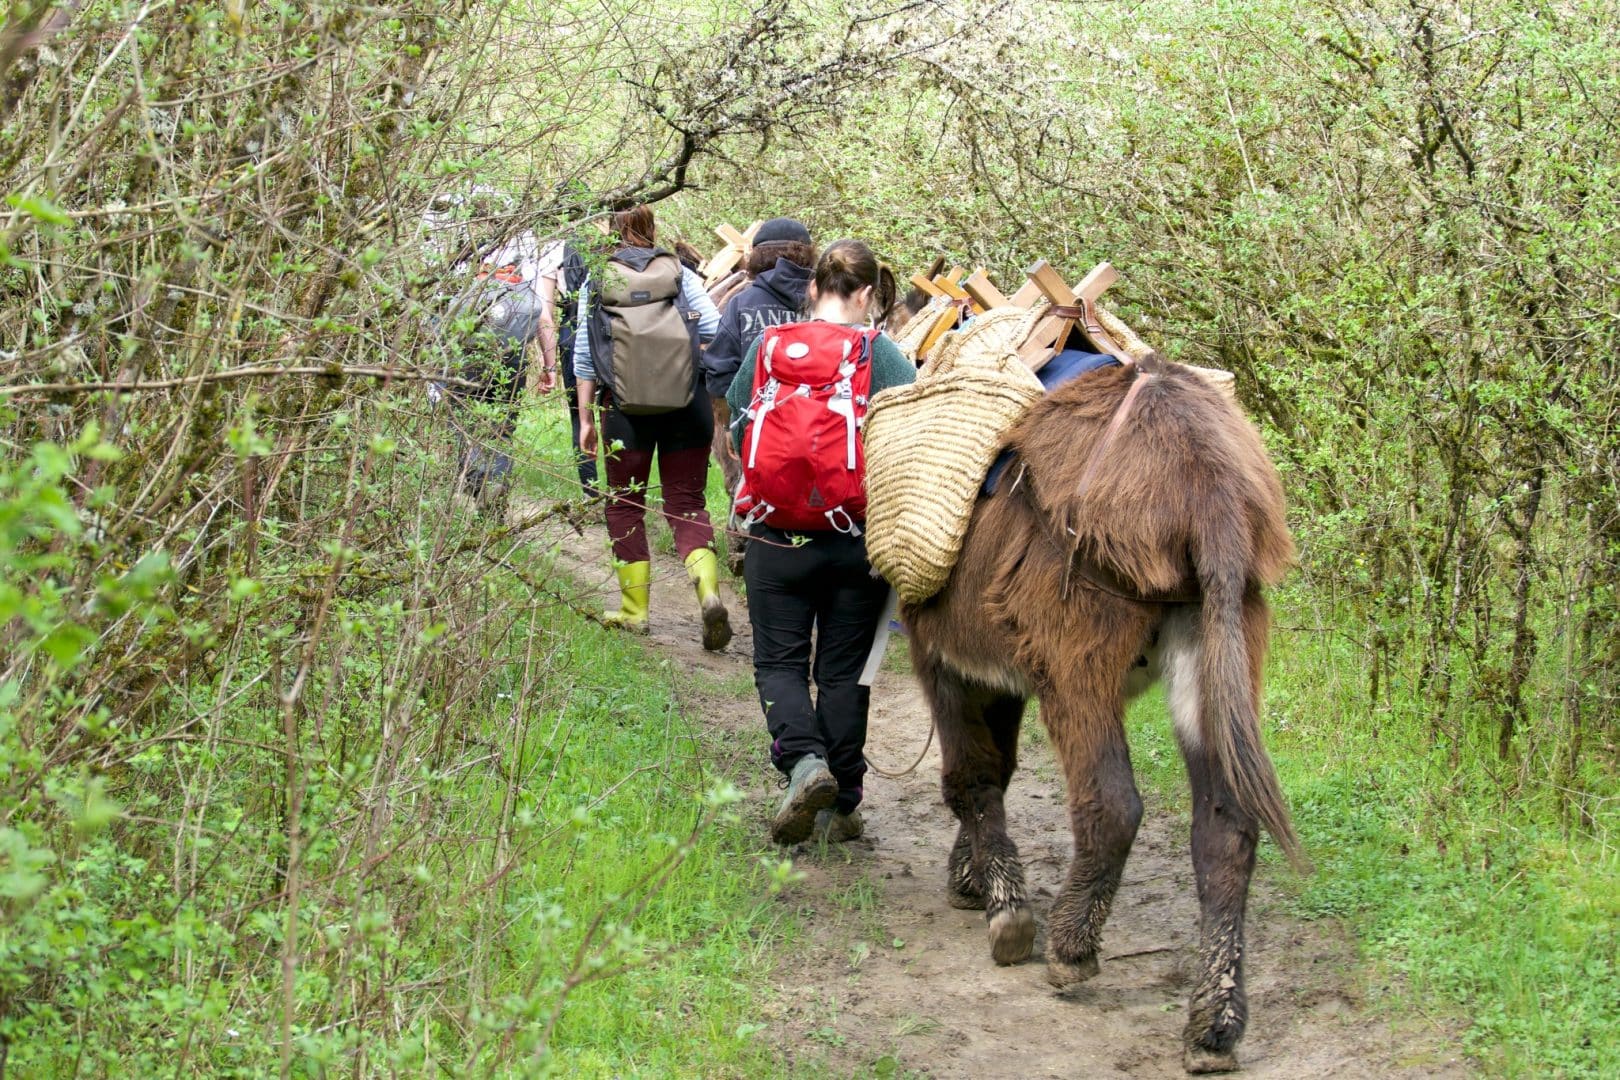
left=562, top=246, right=588, bottom=291
left=671, top=262, right=703, bottom=358
left=858, top=327, right=880, bottom=364
left=759, top=325, right=784, bottom=378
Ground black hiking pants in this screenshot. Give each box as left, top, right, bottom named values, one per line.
left=745, top=525, right=889, bottom=813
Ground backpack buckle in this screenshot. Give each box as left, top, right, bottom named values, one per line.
left=824, top=507, right=861, bottom=536
left=741, top=501, right=775, bottom=529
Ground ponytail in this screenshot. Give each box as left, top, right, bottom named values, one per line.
left=814, top=239, right=896, bottom=326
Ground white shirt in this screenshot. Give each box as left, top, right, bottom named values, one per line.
left=533, top=240, right=567, bottom=322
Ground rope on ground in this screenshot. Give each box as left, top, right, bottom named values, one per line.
left=863, top=719, right=935, bottom=780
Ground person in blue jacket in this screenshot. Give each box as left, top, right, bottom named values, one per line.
left=703, top=217, right=816, bottom=570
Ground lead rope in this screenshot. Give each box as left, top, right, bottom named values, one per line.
left=863, top=720, right=936, bottom=780
left=857, top=584, right=934, bottom=780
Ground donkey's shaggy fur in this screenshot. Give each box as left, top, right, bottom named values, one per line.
left=904, top=356, right=1303, bottom=1073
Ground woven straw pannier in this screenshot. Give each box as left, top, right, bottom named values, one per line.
left=865, top=308, right=1047, bottom=604
left=892, top=295, right=952, bottom=363
left=1093, top=302, right=1237, bottom=403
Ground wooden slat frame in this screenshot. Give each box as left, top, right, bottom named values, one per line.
left=916, top=304, right=961, bottom=360
left=1009, top=279, right=1043, bottom=307
left=703, top=220, right=761, bottom=287
left=1015, top=261, right=1128, bottom=369
left=961, top=268, right=1009, bottom=310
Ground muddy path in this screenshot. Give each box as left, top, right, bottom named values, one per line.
left=532, top=509, right=1469, bottom=1078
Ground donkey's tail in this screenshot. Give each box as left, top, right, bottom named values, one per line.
left=1192, top=498, right=1309, bottom=872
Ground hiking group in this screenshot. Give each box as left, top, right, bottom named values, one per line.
left=446, top=204, right=1307, bottom=1071
left=445, top=204, right=912, bottom=846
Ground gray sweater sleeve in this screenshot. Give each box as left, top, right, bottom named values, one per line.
left=572, top=283, right=595, bottom=381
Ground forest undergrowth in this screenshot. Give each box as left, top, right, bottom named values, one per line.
left=1, top=387, right=806, bottom=1076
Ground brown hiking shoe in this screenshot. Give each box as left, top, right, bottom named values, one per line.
left=813, top=808, right=864, bottom=843
left=770, top=756, right=837, bottom=845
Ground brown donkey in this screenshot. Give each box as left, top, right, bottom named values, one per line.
left=904, top=356, right=1305, bottom=1073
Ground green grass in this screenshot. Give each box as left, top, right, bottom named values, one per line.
left=450, top=417, right=792, bottom=1075
left=479, top=608, right=796, bottom=1077
left=445, top=409, right=793, bottom=1076
left=1123, top=590, right=1620, bottom=1079
left=0, top=406, right=804, bottom=1078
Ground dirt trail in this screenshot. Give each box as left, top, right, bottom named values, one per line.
left=537, top=512, right=1469, bottom=1078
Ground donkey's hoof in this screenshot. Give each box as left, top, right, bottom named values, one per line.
left=1183, top=1046, right=1239, bottom=1074
left=947, top=887, right=986, bottom=911
left=988, top=907, right=1035, bottom=965
left=1045, top=953, right=1101, bottom=989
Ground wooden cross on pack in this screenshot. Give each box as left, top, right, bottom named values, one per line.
left=701, top=221, right=762, bottom=287
left=908, top=264, right=992, bottom=358
left=958, top=268, right=1043, bottom=311
left=1012, top=261, right=1131, bottom=370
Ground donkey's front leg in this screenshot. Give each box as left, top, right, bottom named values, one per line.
left=1042, top=690, right=1142, bottom=990
left=920, top=650, right=1034, bottom=964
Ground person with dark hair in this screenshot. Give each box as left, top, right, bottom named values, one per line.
left=672, top=239, right=706, bottom=274
left=701, top=217, right=816, bottom=400
left=573, top=206, right=732, bottom=651
left=701, top=217, right=817, bottom=571
left=725, top=239, right=914, bottom=844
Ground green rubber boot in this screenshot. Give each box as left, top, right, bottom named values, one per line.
left=603, top=561, right=650, bottom=634
left=684, top=548, right=732, bottom=652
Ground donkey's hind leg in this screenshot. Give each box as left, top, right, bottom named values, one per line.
left=1041, top=670, right=1144, bottom=990
left=1165, top=606, right=1261, bottom=1074
left=917, top=649, right=1033, bottom=965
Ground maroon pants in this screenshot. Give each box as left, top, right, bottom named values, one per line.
left=604, top=443, right=714, bottom=563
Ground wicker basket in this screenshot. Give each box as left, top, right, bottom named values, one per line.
left=892, top=296, right=951, bottom=363
left=1093, top=302, right=1237, bottom=402
left=864, top=309, right=1047, bottom=604
left=866, top=298, right=1238, bottom=603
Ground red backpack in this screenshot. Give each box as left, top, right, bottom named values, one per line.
left=733, top=322, right=879, bottom=533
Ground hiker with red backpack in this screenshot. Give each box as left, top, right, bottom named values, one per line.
left=725, top=240, right=916, bottom=844
left=572, top=206, right=732, bottom=651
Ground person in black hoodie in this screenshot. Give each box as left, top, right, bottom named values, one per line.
left=701, top=217, right=816, bottom=400
left=702, top=217, right=815, bottom=570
